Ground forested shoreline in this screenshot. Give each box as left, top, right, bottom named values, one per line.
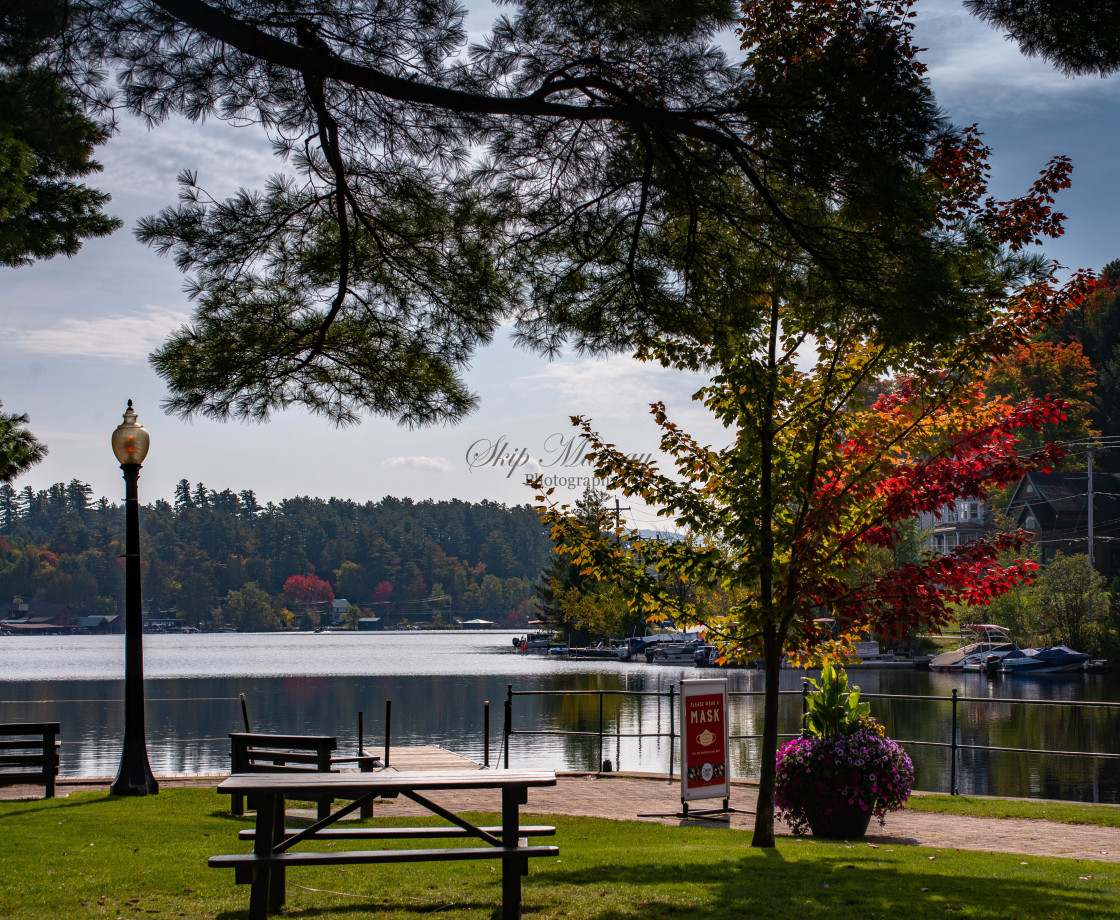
left=0, top=480, right=552, bottom=629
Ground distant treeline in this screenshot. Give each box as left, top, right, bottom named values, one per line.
left=0, top=479, right=552, bottom=628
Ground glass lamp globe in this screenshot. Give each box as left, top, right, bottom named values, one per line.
left=111, top=400, right=150, bottom=466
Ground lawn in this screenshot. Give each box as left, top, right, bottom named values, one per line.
left=1, top=789, right=1117, bottom=920
left=909, top=794, right=1120, bottom=827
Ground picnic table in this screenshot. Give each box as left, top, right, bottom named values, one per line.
left=210, top=770, right=559, bottom=920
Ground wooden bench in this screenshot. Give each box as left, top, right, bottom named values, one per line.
left=229, top=732, right=377, bottom=820
left=0, top=722, right=60, bottom=798
left=210, top=770, right=559, bottom=920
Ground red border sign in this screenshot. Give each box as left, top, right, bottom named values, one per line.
left=680, top=678, right=730, bottom=802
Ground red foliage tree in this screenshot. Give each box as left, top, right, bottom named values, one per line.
left=282, top=573, right=334, bottom=608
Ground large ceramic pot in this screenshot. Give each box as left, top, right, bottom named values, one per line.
left=807, top=804, right=874, bottom=839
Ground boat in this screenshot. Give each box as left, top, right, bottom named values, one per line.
left=512, top=630, right=553, bottom=651
left=616, top=633, right=692, bottom=661
left=646, top=638, right=707, bottom=664
left=999, top=645, right=1090, bottom=675
left=566, top=640, right=626, bottom=660
left=928, top=624, right=1020, bottom=673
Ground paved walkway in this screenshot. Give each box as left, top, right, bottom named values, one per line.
left=5, top=772, right=1119, bottom=863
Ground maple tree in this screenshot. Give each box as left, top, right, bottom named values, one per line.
left=281, top=573, right=334, bottom=609
left=534, top=10, right=1094, bottom=847
left=984, top=340, right=1098, bottom=453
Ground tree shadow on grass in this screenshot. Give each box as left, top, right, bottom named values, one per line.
left=535, top=848, right=1116, bottom=920
left=214, top=899, right=501, bottom=920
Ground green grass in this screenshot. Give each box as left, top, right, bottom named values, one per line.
left=908, top=793, right=1120, bottom=827
left=1, top=789, right=1117, bottom=920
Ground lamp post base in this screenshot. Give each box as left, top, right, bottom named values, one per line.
left=110, top=737, right=159, bottom=796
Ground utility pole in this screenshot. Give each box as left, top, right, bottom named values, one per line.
left=1088, top=443, right=1095, bottom=626
left=1087, top=443, right=1095, bottom=570
left=611, top=497, right=631, bottom=541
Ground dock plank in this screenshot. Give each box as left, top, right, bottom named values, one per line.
left=374, top=745, right=483, bottom=772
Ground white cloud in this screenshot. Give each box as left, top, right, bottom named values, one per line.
left=1, top=308, right=191, bottom=362
left=916, top=0, right=1120, bottom=117
left=521, top=354, right=707, bottom=419
left=382, top=455, right=455, bottom=474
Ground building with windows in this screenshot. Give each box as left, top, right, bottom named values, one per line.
left=919, top=498, right=990, bottom=555
left=1004, top=471, right=1120, bottom=579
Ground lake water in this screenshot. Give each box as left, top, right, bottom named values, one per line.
left=2, top=631, right=1118, bottom=803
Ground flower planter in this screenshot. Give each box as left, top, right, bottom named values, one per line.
left=774, top=726, right=914, bottom=836
left=807, top=804, right=874, bottom=839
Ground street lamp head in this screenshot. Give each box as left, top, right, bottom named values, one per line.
left=111, top=399, right=150, bottom=466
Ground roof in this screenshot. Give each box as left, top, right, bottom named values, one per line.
left=1008, top=471, right=1120, bottom=532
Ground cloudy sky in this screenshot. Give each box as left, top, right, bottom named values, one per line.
left=2, top=1, right=1118, bottom=528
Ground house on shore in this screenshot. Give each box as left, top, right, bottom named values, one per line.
left=1, top=598, right=122, bottom=634
left=1005, top=471, right=1120, bottom=580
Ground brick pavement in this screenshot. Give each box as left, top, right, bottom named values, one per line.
left=4, top=772, right=1119, bottom=862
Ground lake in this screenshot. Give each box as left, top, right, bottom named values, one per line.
left=1, top=631, right=1117, bottom=803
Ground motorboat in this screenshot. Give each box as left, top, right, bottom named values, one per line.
left=928, top=624, right=1020, bottom=673
left=999, top=645, right=1090, bottom=675
left=646, top=639, right=707, bottom=664
left=617, top=633, right=697, bottom=661
left=512, top=631, right=553, bottom=651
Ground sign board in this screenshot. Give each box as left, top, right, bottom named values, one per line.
left=679, top=678, right=730, bottom=803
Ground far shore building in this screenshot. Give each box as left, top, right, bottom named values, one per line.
left=1, top=598, right=121, bottom=634
left=919, top=471, right=1120, bottom=581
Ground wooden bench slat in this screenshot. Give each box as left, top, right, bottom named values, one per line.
left=0, top=723, right=59, bottom=798
left=230, top=732, right=337, bottom=749
left=0, top=754, right=57, bottom=767
left=0, top=739, right=60, bottom=751
left=241, top=754, right=331, bottom=766
left=210, top=845, right=559, bottom=869
left=238, top=825, right=556, bottom=841
left=0, top=722, right=60, bottom=735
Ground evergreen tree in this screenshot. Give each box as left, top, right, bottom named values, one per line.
left=965, top=1, right=1120, bottom=76
left=0, top=0, right=119, bottom=265
left=0, top=400, right=47, bottom=482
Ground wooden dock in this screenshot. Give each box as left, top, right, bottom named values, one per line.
left=363, top=745, right=484, bottom=771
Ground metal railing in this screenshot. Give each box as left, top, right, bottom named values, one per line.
left=502, top=682, right=1120, bottom=795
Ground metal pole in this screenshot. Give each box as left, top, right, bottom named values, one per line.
left=802, top=680, right=809, bottom=732
left=668, top=684, right=675, bottom=781
left=598, top=691, right=604, bottom=771
left=484, top=700, right=490, bottom=768
left=384, top=699, right=392, bottom=767
left=504, top=685, right=513, bottom=769
left=950, top=688, right=958, bottom=796
left=239, top=693, right=251, bottom=732
left=111, top=462, right=158, bottom=796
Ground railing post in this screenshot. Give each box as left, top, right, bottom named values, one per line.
left=239, top=692, right=251, bottom=732
left=802, top=680, right=809, bottom=732
left=504, top=684, right=513, bottom=769
left=598, top=691, right=605, bottom=771
left=358, top=710, right=363, bottom=756
left=950, top=688, right=958, bottom=796
left=384, top=699, right=392, bottom=767
left=484, top=700, right=490, bottom=768
left=668, top=684, right=675, bottom=781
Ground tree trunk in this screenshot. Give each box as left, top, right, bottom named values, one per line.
left=751, top=626, right=782, bottom=847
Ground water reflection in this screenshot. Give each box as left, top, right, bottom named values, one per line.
left=0, top=633, right=1117, bottom=803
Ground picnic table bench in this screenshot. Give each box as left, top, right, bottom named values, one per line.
left=211, top=770, right=558, bottom=920
left=229, top=732, right=377, bottom=819
left=0, top=722, right=60, bottom=798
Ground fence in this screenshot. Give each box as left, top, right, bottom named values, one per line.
left=501, top=683, right=1120, bottom=795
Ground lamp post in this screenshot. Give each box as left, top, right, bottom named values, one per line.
left=110, top=400, right=158, bottom=796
